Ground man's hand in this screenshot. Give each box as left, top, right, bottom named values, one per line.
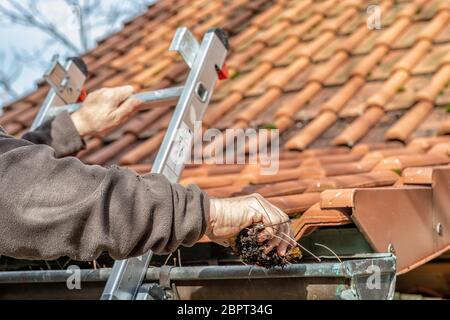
left=207, top=194, right=293, bottom=256
left=71, top=86, right=142, bottom=137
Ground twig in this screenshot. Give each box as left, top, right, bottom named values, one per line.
left=163, top=252, right=173, bottom=266
left=177, top=250, right=182, bottom=267
left=55, top=259, right=63, bottom=270
left=314, top=243, right=342, bottom=263
left=273, top=234, right=297, bottom=247
left=247, top=264, right=255, bottom=278
left=62, top=258, right=72, bottom=269
left=280, top=232, right=322, bottom=262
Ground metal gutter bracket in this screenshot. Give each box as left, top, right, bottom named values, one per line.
left=344, top=254, right=397, bottom=300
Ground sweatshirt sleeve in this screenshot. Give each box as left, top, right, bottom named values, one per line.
left=21, top=112, right=85, bottom=157
left=0, top=128, right=210, bottom=261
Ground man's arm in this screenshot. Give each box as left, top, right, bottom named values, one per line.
left=0, top=131, right=209, bottom=261
left=21, top=112, right=85, bottom=158
left=21, top=85, right=143, bottom=158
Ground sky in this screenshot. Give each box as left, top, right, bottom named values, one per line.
left=0, top=0, right=154, bottom=108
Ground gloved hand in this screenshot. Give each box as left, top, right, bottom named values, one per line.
left=207, top=194, right=293, bottom=256
left=71, top=85, right=142, bottom=137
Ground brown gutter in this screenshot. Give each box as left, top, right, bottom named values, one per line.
left=318, top=166, right=450, bottom=274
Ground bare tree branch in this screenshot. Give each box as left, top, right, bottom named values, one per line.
left=0, top=1, right=81, bottom=53
left=0, top=51, right=21, bottom=105
left=0, top=0, right=155, bottom=107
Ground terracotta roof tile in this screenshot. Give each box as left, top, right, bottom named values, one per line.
left=3, top=122, right=23, bottom=136
left=3, top=0, right=450, bottom=273
left=384, top=76, right=429, bottom=111
left=417, top=9, right=450, bottom=41
left=322, top=76, right=366, bottom=113
left=367, top=70, right=411, bottom=107
left=320, top=188, right=356, bottom=209
left=268, top=192, right=321, bottom=216
left=376, top=8, right=414, bottom=46
left=429, top=143, right=450, bottom=157
left=291, top=203, right=352, bottom=240
left=402, top=166, right=435, bottom=185
left=285, top=111, right=337, bottom=151
left=438, top=117, right=450, bottom=135
left=333, top=107, right=385, bottom=146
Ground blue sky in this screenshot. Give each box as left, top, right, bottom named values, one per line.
left=0, top=0, right=154, bottom=108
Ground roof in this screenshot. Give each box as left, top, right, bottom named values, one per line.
left=2, top=0, right=450, bottom=274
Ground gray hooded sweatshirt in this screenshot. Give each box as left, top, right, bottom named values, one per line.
left=0, top=112, right=209, bottom=261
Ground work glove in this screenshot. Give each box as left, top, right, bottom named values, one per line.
left=71, top=85, right=142, bottom=137
left=207, top=194, right=294, bottom=256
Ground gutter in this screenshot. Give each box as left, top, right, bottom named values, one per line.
left=0, top=254, right=396, bottom=300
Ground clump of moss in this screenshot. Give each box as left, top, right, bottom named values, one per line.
left=261, top=123, right=278, bottom=130
left=230, top=71, right=241, bottom=80
left=235, top=224, right=302, bottom=269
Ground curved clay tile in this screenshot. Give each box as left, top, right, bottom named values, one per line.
left=366, top=70, right=410, bottom=108
left=362, top=146, right=424, bottom=162
left=313, top=0, right=338, bottom=15
left=119, top=130, right=166, bottom=165
left=350, top=142, right=397, bottom=155
left=235, top=88, right=283, bottom=124
left=385, top=101, right=434, bottom=142
left=275, top=82, right=322, bottom=118
left=274, top=115, right=295, bottom=132
left=402, top=167, right=434, bottom=185
left=268, top=192, right=321, bottom=216
left=351, top=46, right=389, bottom=78
left=438, top=117, right=450, bottom=135
left=332, top=107, right=385, bottom=146
left=338, top=26, right=370, bottom=54
left=300, top=147, right=350, bottom=158
left=392, top=41, right=433, bottom=73
left=320, top=76, right=365, bottom=113
left=285, top=111, right=337, bottom=151
left=266, top=58, right=310, bottom=88
left=254, top=20, right=291, bottom=45
left=416, top=10, right=450, bottom=42
left=84, top=134, right=136, bottom=165
left=320, top=189, right=356, bottom=209
left=373, top=154, right=450, bottom=172
left=301, top=152, right=363, bottom=166
left=416, top=64, right=450, bottom=102
left=308, top=51, right=348, bottom=84
left=287, top=13, right=323, bottom=38
left=231, top=63, right=272, bottom=93
left=428, top=143, right=450, bottom=157
left=251, top=3, right=284, bottom=28
left=408, top=136, right=450, bottom=150
left=259, top=38, right=299, bottom=64
left=291, top=203, right=352, bottom=240
left=230, top=25, right=259, bottom=48
left=323, top=159, right=380, bottom=177
left=203, top=93, right=243, bottom=127
left=281, top=0, right=313, bottom=22
left=373, top=17, right=411, bottom=48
